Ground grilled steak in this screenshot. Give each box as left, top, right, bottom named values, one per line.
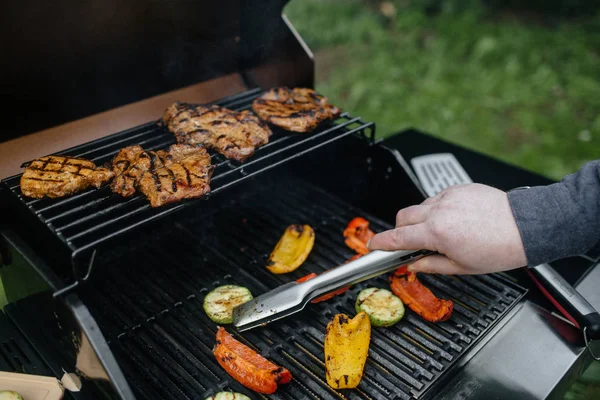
left=163, top=102, right=272, bottom=162
left=111, top=146, right=169, bottom=197
left=252, top=87, right=341, bottom=132
left=138, top=144, right=214, bottom=207
left=20, top=156, right=114, bottom=199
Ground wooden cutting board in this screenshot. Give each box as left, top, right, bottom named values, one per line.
left=0, top=371, right=64, bottom=400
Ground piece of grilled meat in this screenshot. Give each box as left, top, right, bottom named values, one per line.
left=163, top=102, right=272, bottom=162
left=138, top=144, right=214, bottom=207
left=252, top=87, right=342, bottom=132
left=111, top=144, right=213, bottom=207
left=20, top=156, right=114, bottom=199
left=111, top=145, right=170, bottom=197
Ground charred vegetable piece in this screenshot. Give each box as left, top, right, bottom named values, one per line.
left=389, top=266, right=453, bottom=322
left=324, top=312, right=371, bottom=389
left=203, top=285, right=253, bottom=324
left=343, top=217, right=375, bottom=255
left=296, top=272, right=349, bottom=303
left=296, top=272, right=317, bottom=283
left=355, top=287, right=405, bottom=327
left=205, top=392, right=251, bottom=400
left=296, top=255, right=362, bottom=303
left=213, top=327, right=292, bottom=394
left=267, top=224, right=315, bottom=274
left=0, top=392, right=23, bottom=400
left=312, top=287, right=349, bottom=303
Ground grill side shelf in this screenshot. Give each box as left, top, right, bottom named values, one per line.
left=1, top=89, right=375, bottom=284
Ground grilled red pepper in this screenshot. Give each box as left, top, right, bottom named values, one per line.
left=213, top=327, right=291, bottom=394
left=296, top=272, right=318, bottom=283
left=343, top=217, right=375, bottom=255
left=389, top=266, right=453, bottom=322
left=297, top=272, right=349, bottom=303
left=296, top=255, right=361, bottom=303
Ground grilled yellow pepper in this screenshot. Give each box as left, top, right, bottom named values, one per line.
left=324, top=312, right=371, bottom=389
left=266, top=224, right=315, bottom=274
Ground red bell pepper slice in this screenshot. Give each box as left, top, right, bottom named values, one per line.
left=296, top=273, right=317, bottom=283
left=389, top=266, right=453, bottom=322
left=213, top=327, right=292, bottom=394
left=296, top=255, right=362, bottom=303
left=343, top=217, right=375, bottom=255
left=297, top=273, right=348, bottom=303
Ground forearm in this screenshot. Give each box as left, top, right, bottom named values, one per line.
left=508, top=160, right=600, bottom=266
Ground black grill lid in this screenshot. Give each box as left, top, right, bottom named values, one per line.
left=1, top=0, right=312, bottom=140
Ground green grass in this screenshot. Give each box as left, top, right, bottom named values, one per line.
left=285, top=2, right=600, bottom=397
left=284, top=0, right=600, bottom=181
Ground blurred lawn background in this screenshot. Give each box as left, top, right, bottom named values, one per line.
left=284, top=0, right=600, bottom=181
left=284, top=1, right=600, bottom=399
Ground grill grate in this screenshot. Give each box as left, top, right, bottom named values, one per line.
left=0, top=88, right=374, bottom=275
left=0, top=311, right=81, bottom=399
left=80, top=176, right=526, bottom=399
left=0, top=312, right=45, bottom=376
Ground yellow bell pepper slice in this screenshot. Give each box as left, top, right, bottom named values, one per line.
left=324, top=312, right=371, bottom=389
left=266, top=224, right=315, bottom=274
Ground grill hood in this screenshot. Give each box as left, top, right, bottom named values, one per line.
left=0, top=0, right=312, bottom=142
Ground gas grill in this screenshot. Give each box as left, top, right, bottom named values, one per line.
left=1, top=1, right=599, bottom=399
left=0, top=87, right=528, bottom=399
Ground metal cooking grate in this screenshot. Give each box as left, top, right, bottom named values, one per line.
left=0, top=311, right=84, bottom=399
left=0, top=88, right=374, bottom=274
left=81, top=177, right=526, bottom=400
left=0, top=311, right=47, bottom=376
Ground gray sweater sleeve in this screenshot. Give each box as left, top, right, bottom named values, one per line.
left=507, top=160, right=600, bottom=266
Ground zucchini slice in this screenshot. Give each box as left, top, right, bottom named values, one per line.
left=355, top=287, right=405, bottom=327
left=205, top=392, right=251, bottom=400
left=203, top=285, right=253, bottom=324
left=0, top=392, right=23, bottom=400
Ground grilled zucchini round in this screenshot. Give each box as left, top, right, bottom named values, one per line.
left=0, top=392, right=24, bottom=400
left=355, top=287, right=405, bottom=327
left=203, top=285, right=253, bottom=324
left=205, top=392, right=251, bottom=400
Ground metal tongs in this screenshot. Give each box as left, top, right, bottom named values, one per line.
left=232, top=249, right=434, bottom=331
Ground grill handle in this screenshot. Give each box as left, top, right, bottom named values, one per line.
left=305, top=249, right=436, bottom=301
left=527, top=263, right=600, bottom=344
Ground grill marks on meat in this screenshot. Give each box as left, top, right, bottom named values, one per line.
left=163, top=102, right=272, bottom=162
left=22, top=145, right=212, bottom=207
left=111, top=144, right=213, bottom=207
left=252, top=87, right=341, bottom=132
left=20, top=156, right=114, bottom=199
left=111, top=145, right=170, bottom=197
left=139, top=144, right=214, bottom=207
left=19, top=88, right=338, bottom=203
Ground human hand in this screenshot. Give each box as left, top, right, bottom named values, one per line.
left=367, top=183, right=527, bottom=275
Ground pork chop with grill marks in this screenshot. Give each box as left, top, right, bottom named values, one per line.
left=110, top=145, right=170, bottom=197
left=138, top=144, right=214, bottom=207
left=163, top=102, right=272, bottom=162
left=252, top=87, right=341, bottom=132
left=20, top=156, right=114, bottom=199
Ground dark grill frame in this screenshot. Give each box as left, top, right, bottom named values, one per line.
left=79, top=176, right=527, bottom=400
left=0, top=88, right=375, bottom=280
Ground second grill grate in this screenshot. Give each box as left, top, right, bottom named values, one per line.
left=0, top=88, right=375, bottom=276
left=80, top=176, right=526, bottom=400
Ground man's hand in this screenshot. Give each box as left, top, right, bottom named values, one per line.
left=367, top=184, right=528, bottom=275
